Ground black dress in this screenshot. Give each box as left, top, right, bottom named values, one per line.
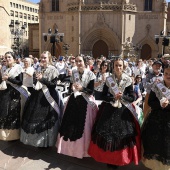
left=57, top=68, right=98, bottom=158
left=142, top=89, right=170, bottom=170
left=20, top=65, right=63, bottom=147
left=0, top=64, right=23, bottom=141
left=88, top=74, right=141, bottom=166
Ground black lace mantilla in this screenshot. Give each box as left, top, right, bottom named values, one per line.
left=0, top=85, right=20, bottom=129
left=142, top=108, right=170, bottom=166
left=59, top=94, right=88, bottom=141
left=144, top=154, right=170, bottom=165
left=91, top=102, right=137, bottom=152
left=21, top=89, right=59, bottom=134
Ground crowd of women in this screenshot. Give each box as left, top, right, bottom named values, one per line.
left=0, top=50, right=170, bottom=170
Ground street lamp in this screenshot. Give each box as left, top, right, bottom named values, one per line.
left=62, top=44, right=70, bottom=56
left=9, top=20, right=25, bottom=57
left=43, top=28, right=64, bottom=57
left=155, top=30, right=170, bottom=55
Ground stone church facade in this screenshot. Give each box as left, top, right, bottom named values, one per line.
left=38, top=0, right=168, bottom=60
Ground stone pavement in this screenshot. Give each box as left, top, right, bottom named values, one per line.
left=0, top=140, right=150, bottom=170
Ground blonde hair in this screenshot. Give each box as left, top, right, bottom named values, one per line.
left=41, top=51, right=52, bottom=65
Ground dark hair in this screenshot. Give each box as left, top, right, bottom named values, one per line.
left=112, top=57, right=126, bottom=70
left=75, top=55, right=87, bottom=63
left=100, top=60, right=109, bottom=72
left=163, top=64, right=170, bottom=72
left=5, top=51, right=16, bottom=60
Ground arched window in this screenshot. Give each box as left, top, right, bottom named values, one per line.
left=144, top=0, right=152, bottom=11
left=52, top=0, right=59, bottom=11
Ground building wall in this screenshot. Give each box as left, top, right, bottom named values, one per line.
left=0, top=1, right=11, bottom=55
left=0, top=0, right=39, bottom=56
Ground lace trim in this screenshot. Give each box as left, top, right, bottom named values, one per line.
left=144, top=154, right=170, bottom=165
left=59, top=94, right=88, bottom=141
left=91, top=133, right=136, bottom=152
left=91, top=102, right=137, bottom=151
left=21, top=116, right=57, bottom=134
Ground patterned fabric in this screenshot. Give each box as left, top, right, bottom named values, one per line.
left=59, top=94, right=88, bottom=141
left=37, top=65, right=59, bottom=81
left=21, top=65, right=63, bottom=147
left=151, top=81, right=169, bottom=101
left=142, top=89, right=170, bottom=166
left=106, top=73, right=132, bottom=96
left=91, top=101, right=137, bottom=152
left=0, top=64, right=22, bottom=129
left=71, top=68, right=96, bottom=88
left=4, top=64, right=23, bottom=79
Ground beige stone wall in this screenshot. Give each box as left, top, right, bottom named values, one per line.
left=0, top=0, right=11, bottom=55
left=29, top=23, right=39, bottom=58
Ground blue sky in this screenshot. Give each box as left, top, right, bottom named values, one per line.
left=27, top=0, right=40, bottom=3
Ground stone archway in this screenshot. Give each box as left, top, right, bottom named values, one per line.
left=92, top=40, right=108, bottom=58
left=141, top=44, right=152, bottom=60
left=81, top=28, right=120, bottom=56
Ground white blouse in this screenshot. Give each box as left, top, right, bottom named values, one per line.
left=23, top=67, right=34, bottom=87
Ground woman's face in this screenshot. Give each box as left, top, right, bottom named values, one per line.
left=24, top=59, right=29, bottom=68
left=5, top=54, right=15, bottom=66
left=41, top=53, right=49, bottom=66
left=164, top=68, right=170, bottom=84
left=75, top=56, right=85, bottom=69
left=102, top=63, right=108, bottom=72
left=114, top=60, right=124, bottom=74
left=152, top=64, right=162, bottom=73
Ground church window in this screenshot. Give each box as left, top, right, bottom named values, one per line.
left=144, top=0, right=152, bottom=11
left=52, top=0, right=59, bottom=11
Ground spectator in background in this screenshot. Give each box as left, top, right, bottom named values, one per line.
left=94, top=60, right=110, bottom=100
left=33, top=57, right=40, bottom=71
left=55, top=56, right=68, bottom=82
left=133, top=59, right=146, bottom=79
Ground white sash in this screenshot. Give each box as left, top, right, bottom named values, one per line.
left=106, top=76, right=139, bottom=123
left=72, top=70, right=97, bottom=110
left=7, top=81, right=30, bottom=99
left=156, top=83, right=170, bottom=100
left=72, top=70, right=82, bottom=97
left=42, top=85, right=61, bottom=119
left=106, top=76, right=122, bottom=108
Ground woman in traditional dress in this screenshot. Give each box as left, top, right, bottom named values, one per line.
left=88, top=57, right=141, bottom=169
left=20, top=51, right=63, bottom=147
left=0, top=51, right=24, bottom=141
left=94, top=60, right=110, bottom=100
left=142, top=64, right=170, bottom=170
left=57, top=55, right=98, bottom=159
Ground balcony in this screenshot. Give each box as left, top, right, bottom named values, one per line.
left=67, top=2, right=136, bottom=12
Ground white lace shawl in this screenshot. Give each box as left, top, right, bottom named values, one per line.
left=4, top=64, right=23, bottom=79
left=106, top=73, right=132, bottom=96
left=71, top=68, right=96, bottom=88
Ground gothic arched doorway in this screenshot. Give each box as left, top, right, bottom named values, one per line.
left=141, top=44, right=152, bottom=60
left=92, top=40, right=108, bottom=58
